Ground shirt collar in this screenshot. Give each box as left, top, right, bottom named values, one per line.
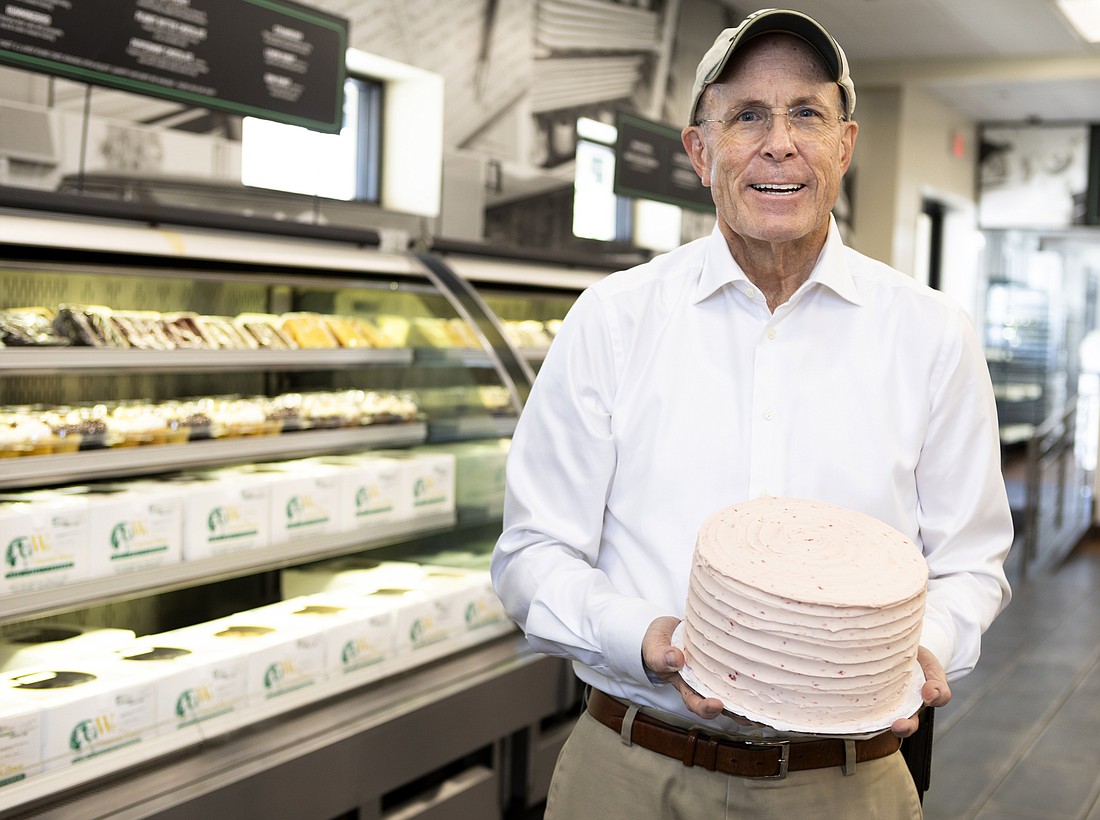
left=691, top=216, right=865, bottom=307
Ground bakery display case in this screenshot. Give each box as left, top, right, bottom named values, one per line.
left=0, top=209, right=578, bottom=819
left=431, top=244, right=618, bottom=372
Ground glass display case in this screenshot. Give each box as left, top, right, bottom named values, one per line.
left=0, top=209, right=576, bottom=819
left=433, top=246, right=615, bottom=373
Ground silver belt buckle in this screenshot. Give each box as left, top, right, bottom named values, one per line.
left=742, top=738, right=791, bottom=779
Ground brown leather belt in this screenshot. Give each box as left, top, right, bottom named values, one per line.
left=586, top=688, right=900, bottom=779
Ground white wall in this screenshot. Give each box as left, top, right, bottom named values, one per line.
left=847, top=88, right=902, bottom=269
left=892, top=86, right=978, bottom=277
left=847, top=81, right=985, bottom=319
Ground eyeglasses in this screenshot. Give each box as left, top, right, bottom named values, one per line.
left=695, top=105, right=847, bottom=142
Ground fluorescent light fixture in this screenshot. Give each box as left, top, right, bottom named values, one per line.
left=577, top=116, right=618, bottom=146
left=1057, top=0, right=1100, bottom=42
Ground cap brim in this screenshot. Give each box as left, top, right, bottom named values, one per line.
left=690, top=9, right=854, bottom=123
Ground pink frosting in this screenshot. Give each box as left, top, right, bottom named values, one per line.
left=682, top=496, right=928, bottom=732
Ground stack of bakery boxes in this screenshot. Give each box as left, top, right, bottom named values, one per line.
left=0, top=445, right=513, bottom=790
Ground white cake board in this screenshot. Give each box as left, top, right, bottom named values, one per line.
left=671, top=622, right=925, bottom=737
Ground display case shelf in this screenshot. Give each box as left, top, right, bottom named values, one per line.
left=0, top=423, right=428, bottom=490
left=428, top=415, right=516, bottom=443
left=0, top=509, right=456, bottom=624
left=0, top=347, right=414, bottom=374
left=414, top=348, right=496, bottom=368
left=518, top=347, right=548, bottom=366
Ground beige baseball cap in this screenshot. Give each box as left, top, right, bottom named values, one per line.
left=688, top=8, right=856, bottom=125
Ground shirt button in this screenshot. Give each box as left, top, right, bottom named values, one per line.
left=763, top=408, right=775, bottom=420
left=766, top=328, right=777, bottom=340
left=747, top=288, right=758, bottom=300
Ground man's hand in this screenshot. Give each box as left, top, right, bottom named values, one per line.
left=891, top=645, right=951, bottom=738
left=642, top=616, right=724, bottom=720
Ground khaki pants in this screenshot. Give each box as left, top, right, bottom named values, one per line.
left=545, top=711, right=923, bottom=820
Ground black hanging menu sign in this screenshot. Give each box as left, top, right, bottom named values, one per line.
left=0, top=0, right=349, bottom=133
left=613, top=112, right=714, bottom=212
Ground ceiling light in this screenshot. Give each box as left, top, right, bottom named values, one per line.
left=1057, top=0, right=1100, bottom=42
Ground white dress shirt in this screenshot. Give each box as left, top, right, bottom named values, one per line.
left=492, top=219, right=1013, bottom=731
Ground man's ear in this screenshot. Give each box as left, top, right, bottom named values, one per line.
left=681, top=126, right=712, bottom=188
left=838, top=120, right=859, bottom=174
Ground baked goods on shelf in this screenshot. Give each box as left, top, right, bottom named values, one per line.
left=0, top=391, right=421, bottom=457
left=0, top=307, right=69, bottom=347
left=0, top=416, right=60, bottom=457
left=500, top=319, right=556, bottom=350
left=160, top=313, right=211, bottom=349
left=54, top=305, right=129, bottom=347
left=323, top=315, right=384, bottom=349
left=279, top=312, right=340, bottom=349
left=233, top=314, right=297, bottom=349
left=3, top=302, right=427, bottom=352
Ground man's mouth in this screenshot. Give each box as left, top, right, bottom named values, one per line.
left=750, top=183, right=805, bottom=194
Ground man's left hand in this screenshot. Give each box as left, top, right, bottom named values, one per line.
left=891, top=646, right=951, bottom=738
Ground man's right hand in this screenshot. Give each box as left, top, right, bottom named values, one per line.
left=641, top=615, right=724, bottom=720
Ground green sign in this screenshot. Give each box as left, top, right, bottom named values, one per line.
left=0, top=0, right=348, bottom=133
left=614, top=112, right=714, bottom=212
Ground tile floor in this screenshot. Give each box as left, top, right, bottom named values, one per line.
left=921, top=534, right=1100, bottom=819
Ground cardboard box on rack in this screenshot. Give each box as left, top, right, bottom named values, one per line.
left=281, top=560, right=446, bottom=654
left=0, top=660, right=160, bottom=773
left=225, top=462, right=341, bottom=545
left=282, top=559, right=509, bottom=655
left=157, top=612, right=325, bottom=706
left=370, top=450, right=456, bottom=520
left=0, top=697, right=42, bottom=789
left=411, top=564, right=511, bottom=639
left=107, top=639, right=248, bottom=733
left=305, top=454, right=410, bottom=530
left=0, top=625, right=136, bottom=674
left=136, top=472, right=272, bottom=560
left=31, top=484, right=183, bottom=578
left=438, top=440, right=510, bottom=516
left=0, top=495, right=88, bottom=594
left=242, top=595, right=397, bottom=681
left=280, top=559, right=427, bottom=600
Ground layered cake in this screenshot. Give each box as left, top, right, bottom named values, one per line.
left=681, top=496, right=928, bottom=734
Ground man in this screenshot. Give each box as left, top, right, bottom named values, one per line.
left=492, top=8, right=1012, bottom=818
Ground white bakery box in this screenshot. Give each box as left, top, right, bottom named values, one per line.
left=0, top=626, right=139, bottom=785
left=149, top=610, right=325, bottom=708
left=0, top=695, right=41, bottom=788
left=368, top=450, right=456, bottom=520
left=0, top=494, right=89, bottom=594
left=0, top=625, right=136, bottom=674
left=17, top=484, right=183, bottom=578
left=0, top=659, right=161, bottom=774
left=301, top=453, right=414, bottom=529
left=233, top=594, right=397, bottom=683
left=104, top=638, right=249, bottom=734
left=132, top=470, right=272, bottom=560
left=431, top=439, right=509, bottom=518
left=282, top=558, right=511, bottom=657
left=218, top=461, right=342, bottom=545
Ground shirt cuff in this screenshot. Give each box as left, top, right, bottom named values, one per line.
left=599, top=596, right=672, bottom=687
left=918, top=618, right=953, bottom=679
